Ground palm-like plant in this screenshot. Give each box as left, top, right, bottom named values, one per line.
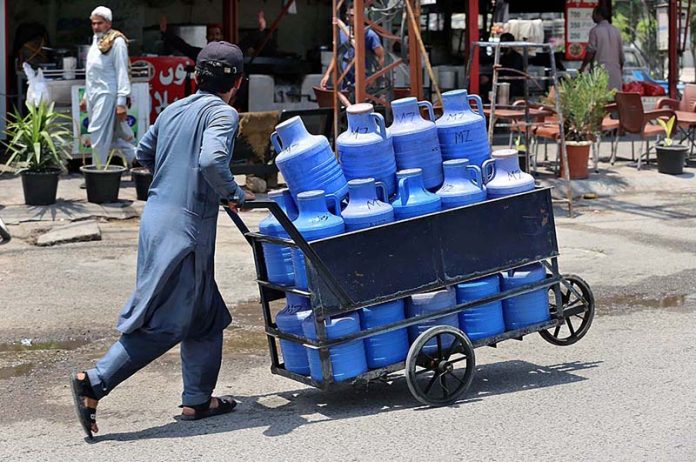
left=3, top=101, right=72, bottom=172
left=550, top=68, right=616, bottom=142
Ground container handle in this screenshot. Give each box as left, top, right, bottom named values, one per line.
left=271, top=131, right=283, bottom=154
left=325, top=193, right=342, bottom=216
left=417, top=100, right=436, bottom=121
left=372, top=112, right=388, bottom=141
left=468, top=94, right=484, bottom=118
left=481, top=159, right=496, bottom=184
left=397, top=176, right=411, bottom=206
left=466, top=164, right=484, bottom=189
left=375, top=181, right=388, bottom=202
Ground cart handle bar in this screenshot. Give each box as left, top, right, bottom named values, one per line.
left=224, top=201, right=354, bottom=308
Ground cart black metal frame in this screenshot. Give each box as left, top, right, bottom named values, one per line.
left=228, top=187, right=595, bottom=406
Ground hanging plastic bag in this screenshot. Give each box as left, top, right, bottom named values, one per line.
left=23, top=62, right=51, bottom=106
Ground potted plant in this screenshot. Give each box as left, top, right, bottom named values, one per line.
left=79, top=147, right=128, bottom=203
left=130, top=164, right=152, bottom=201
left=655, top=116, right=688, bottom=175
left=3, top=101, right=72, bottom=205
left=550, top=68, right=615, bottom=179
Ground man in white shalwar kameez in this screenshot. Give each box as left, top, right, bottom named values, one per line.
left=81, top=6, right=136, bottom=166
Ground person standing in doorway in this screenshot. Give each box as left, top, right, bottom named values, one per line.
left=70, top=41, right=249, bottom=439
left=580, top=6, right=625, bottom=91
left=80, top=6, right=136, bottom=167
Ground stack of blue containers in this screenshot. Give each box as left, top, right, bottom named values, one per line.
left=455, top=275, right=505, bottom=340
left=407, top=288, right=459, bottom=354
left=262, top=94, right=546, bottom=380
left=500, top=263, right=550, bottom=330
left=259, top=189, right=296, bottom=285
left=301, top=313, right=368, bottom=382
left=275, top=293, right=312, bottom=375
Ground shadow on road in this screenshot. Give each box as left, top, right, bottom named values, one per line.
left=92, top=358, right=602, bottom=443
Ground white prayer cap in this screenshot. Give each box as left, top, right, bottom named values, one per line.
left=90, top=6, right=113, bottom=22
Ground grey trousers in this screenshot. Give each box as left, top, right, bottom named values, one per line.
left=86, top=328, right=223, bottom=407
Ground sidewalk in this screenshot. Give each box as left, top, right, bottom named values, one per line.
left=0, top=172, right=250, bottom=226
left=495, top=140, right=696, bottom=200
left=0, top=173, right=144, bottom=226
left=1, top=140, right=695, bottom=226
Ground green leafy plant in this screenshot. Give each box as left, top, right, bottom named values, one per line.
left=547, top=68, right=616, bottom=142
left=514, top=135, right=526, bottom=152
left=3, top=101, right=72, bottom=173
left=656, top=116, right=676, bottom=146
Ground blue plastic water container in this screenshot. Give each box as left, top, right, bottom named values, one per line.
left=360, top=299, right=409, bottom=368
left=258, top=189, right=296, bottom=285
left=407, top=288, right=459, bottom=354
left=500, top=263, right=550, bottom=330
left=302, top=313, right=368, bottom=382
left=291, top=190, right=345, bottom=290
left=272, top=116, right=348, bottom=201
left=337, top=103, right=397, bottom=197
left=456, top=275, right=505, bottom=341
left=275, top=293, right=312, bottom=375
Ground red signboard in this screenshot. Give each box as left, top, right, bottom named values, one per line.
left=565, top=1, right=599, bottom=61
left=130, top=56, right=196, bottom=124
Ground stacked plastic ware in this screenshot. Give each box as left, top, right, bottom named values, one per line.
left=258, top=189, right=296, bottom=285
left=291, top=190, right=345, bottom=289
left=272, top=116, right=348, bottom=204
left=360, top=300, right=409, bottom=368
left=485, top=149, right=535, bottom=199
left=337, top=103, right=398, bottom=197
left=436, top=159, right=487, bottom=209
left=455, top=275, right=505, bottom=340
left=276, top=294, right=312, bottom=375
left=389, top=97, right=444, bottom=190
left=500, top=263, right=551, bottom=329
left=407, top=287, right=459, bottom=354
left=302, top=313, right=368, bottom=382
left=435, top=89, right=491, bottom=168
left=341, top=178, right=394, bottom=232
left=391, top=168, right=441, bottom=220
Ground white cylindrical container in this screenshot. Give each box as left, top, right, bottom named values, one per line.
left=63, top=57, right=77, bottom=80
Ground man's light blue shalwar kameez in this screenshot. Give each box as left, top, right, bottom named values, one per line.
left=86, top=91, right=243, bottom=407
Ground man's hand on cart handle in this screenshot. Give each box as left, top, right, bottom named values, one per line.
left=221, top=189, right=256, bottom=212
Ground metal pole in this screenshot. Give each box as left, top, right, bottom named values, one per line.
left=407, top=0, right=423, bottom=100
left=488, top=43, right=501, bottom=145
left=332, top=0, right=343, bottom=147
left=668, top=0, right=679, bottom=99
left=549, top=45, right=572, bottom=217
left=222, top=0, right=238, bottom=44
left=405, top=0, right=441, bottom=105
left=354, top=0, right=367, bottom=103
left=467, top=0, right=480, bottom=95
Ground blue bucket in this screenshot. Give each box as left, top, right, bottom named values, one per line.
left=456, top=274, right=505, bottom=340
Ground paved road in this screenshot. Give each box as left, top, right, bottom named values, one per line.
left=1, top=191, right=695, bottom=460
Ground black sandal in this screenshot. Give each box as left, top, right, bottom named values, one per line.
left=179, top=395, right=237, bottom=421
left=70, top=372, right=98, bottom=439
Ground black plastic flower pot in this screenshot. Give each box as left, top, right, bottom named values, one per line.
left=80, top=165, right=127, bottom=203
left=655, top=144, right=688, bottom=175
left=20, top=168, right=61, bottom=206
left=131, top=167, right=153, bottom=201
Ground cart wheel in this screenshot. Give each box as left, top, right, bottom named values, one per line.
left=540, top=274, right=595, bottom=346
left=405, top=325, right=475, bottom=406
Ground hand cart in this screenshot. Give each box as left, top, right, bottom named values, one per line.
left=227, top=187, right=595, bottom=406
